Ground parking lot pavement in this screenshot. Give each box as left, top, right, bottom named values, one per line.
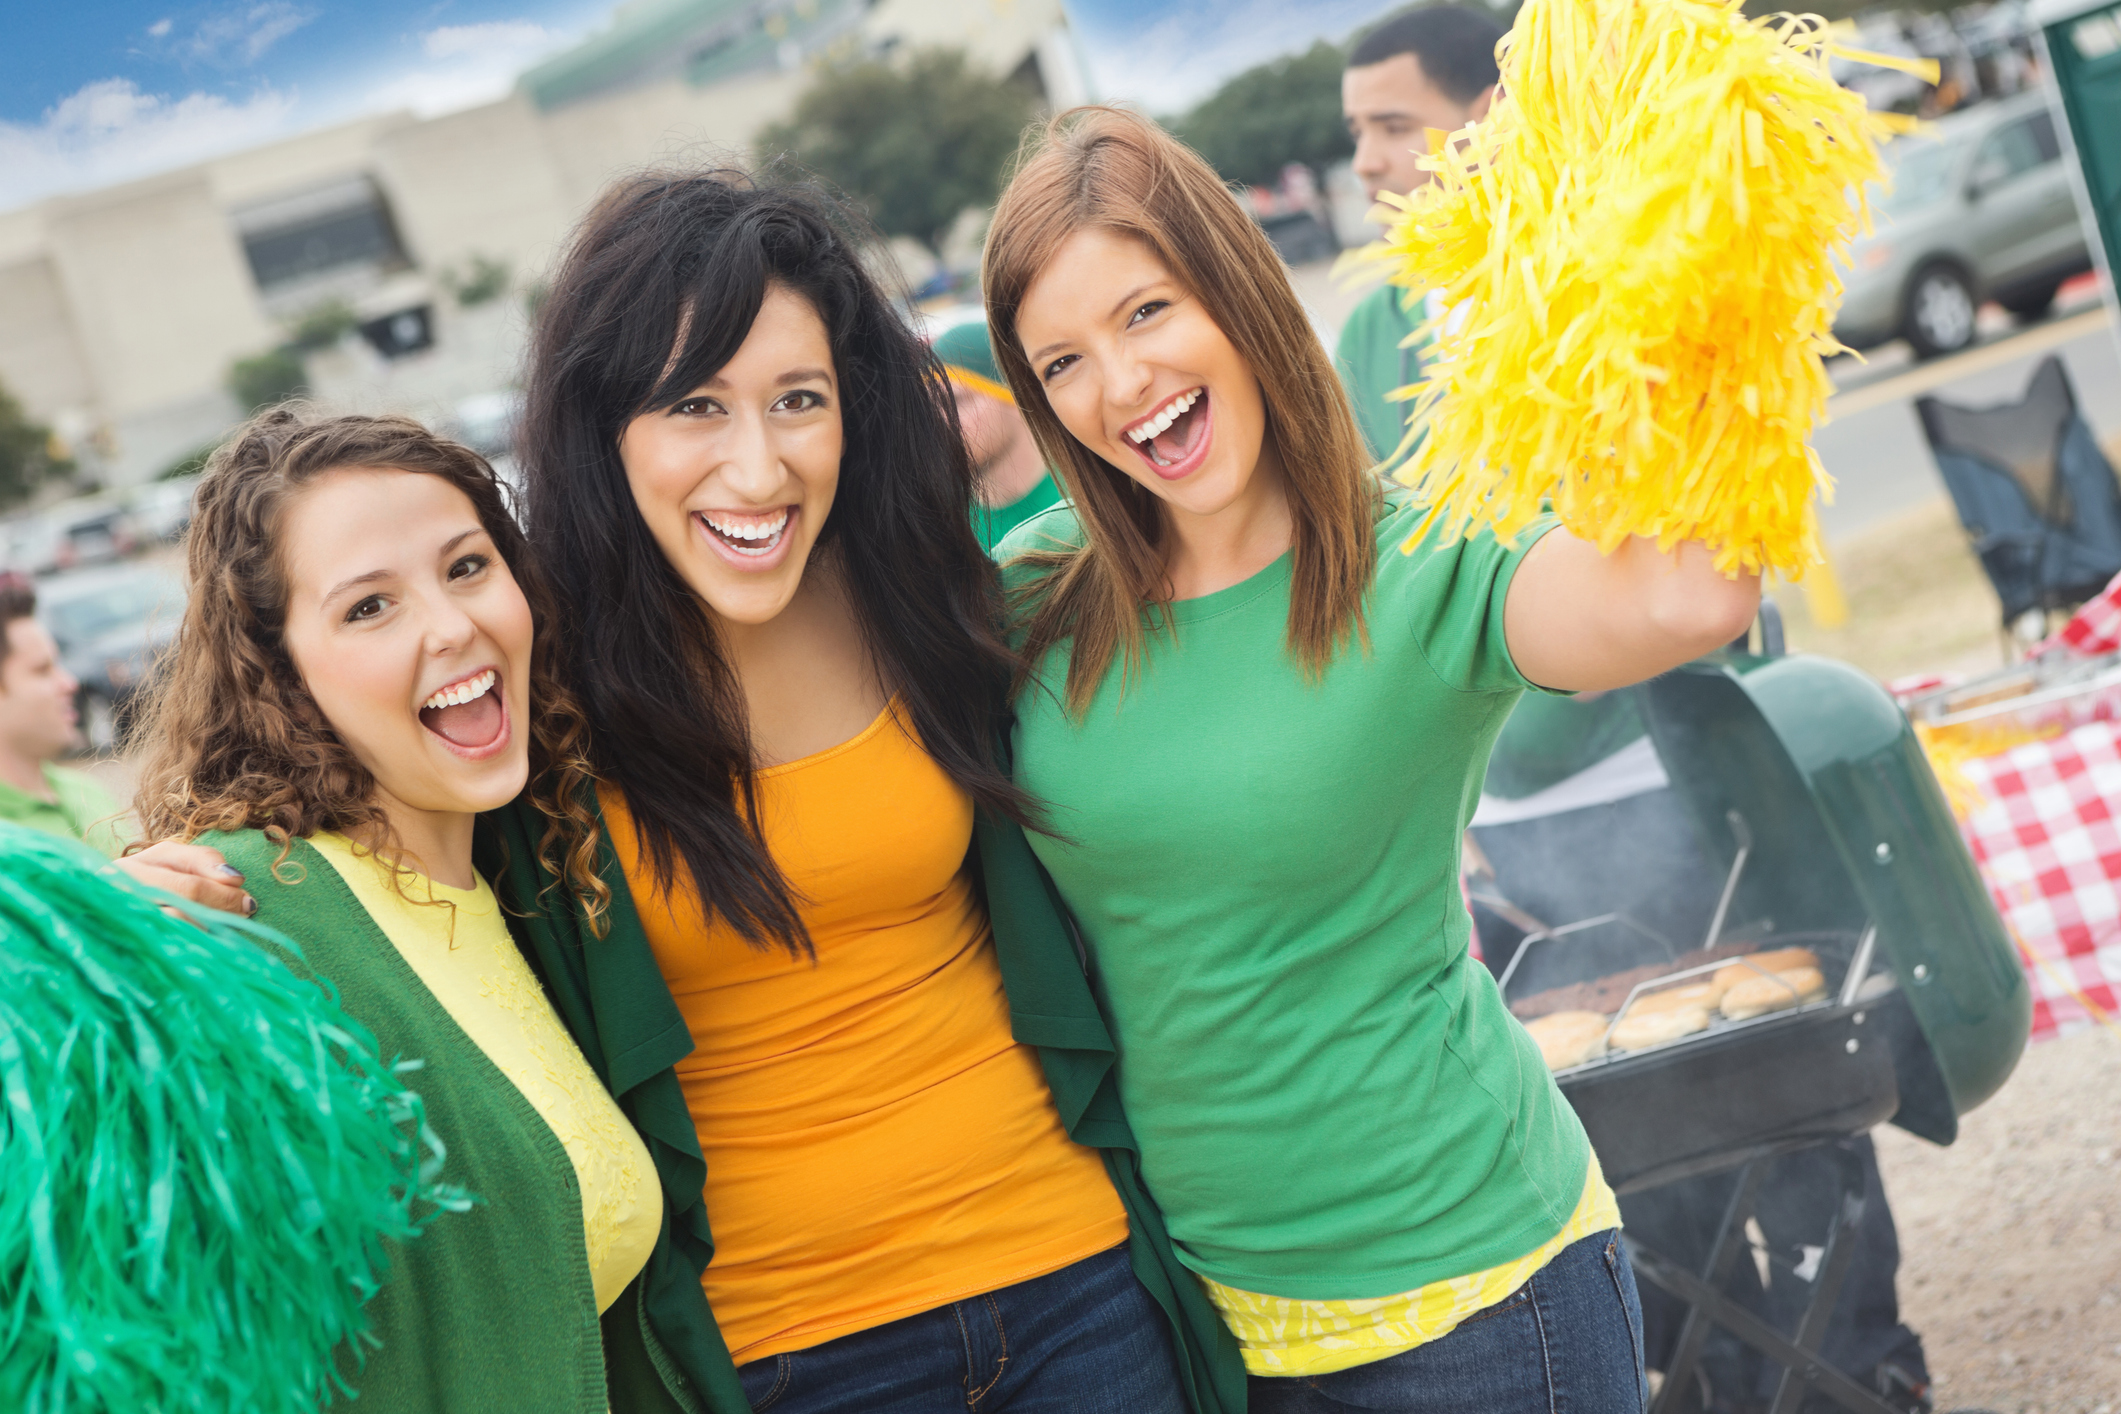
left=1814, top=301, right=2121, bottom=543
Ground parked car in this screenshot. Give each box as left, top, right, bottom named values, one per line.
left=1835, top=89, right=2093, bottom=359
left=0, top=514, right=65, bottom=576
left=39, top=565, right=186, bottom=752
left=125, top=474, right=202, bottom=544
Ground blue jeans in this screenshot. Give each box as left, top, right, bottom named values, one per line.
left=735, top=1244, right=1186, bottom=1413
left=1249, top=1229, right=1648, bottom=1414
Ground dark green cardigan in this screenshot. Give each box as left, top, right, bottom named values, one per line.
left=203, top=831, right=622, bottom=1414
left=473, top=799, right=1247, bottom=1414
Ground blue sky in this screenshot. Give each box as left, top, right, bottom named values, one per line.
left=0, top=0, right=1408, bottom=211
left=0, top=0, right=604, bottom=208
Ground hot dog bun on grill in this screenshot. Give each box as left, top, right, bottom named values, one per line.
left=1712, top=947, right=1821, bottom=993
left=1628, top=979, right=1726, bottom=1014
left=1611, top=1002, right=1713, bottom=1051
left=1719, top=964, right=1828, bottom=1021
left=1525, top=1010, right=1610, bottom=1070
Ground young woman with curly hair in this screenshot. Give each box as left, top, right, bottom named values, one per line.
left=469, top=168, right=1244, bottom=1414
left=129, top=409, right=679, bottom=1413
left=980, top=108, right=1764, bottom=1414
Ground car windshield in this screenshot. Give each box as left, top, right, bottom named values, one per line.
left=1873, top=136, right=1964, bottom=216
left=43, top=576, right=181, bottom=647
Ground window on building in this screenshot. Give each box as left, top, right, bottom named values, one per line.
left=233, top=176, right=409, bottom=293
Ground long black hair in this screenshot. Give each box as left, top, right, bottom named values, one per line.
left=520, top=169, right=1031, bottom=952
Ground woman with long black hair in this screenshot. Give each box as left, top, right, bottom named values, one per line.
left=477, top=170, right=1242, bottom=1414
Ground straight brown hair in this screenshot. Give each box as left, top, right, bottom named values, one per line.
left=982, top=106, right=1380, bottom=714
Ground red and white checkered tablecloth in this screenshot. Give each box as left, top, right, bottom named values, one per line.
left=1957, top=719, right=2121, bottom=1043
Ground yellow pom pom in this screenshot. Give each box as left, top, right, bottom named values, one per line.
left=1358, top=0, right=1932, bottom=577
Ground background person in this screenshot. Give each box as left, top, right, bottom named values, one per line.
left=0, top=572, right=125, bottom=855
left=934, top=318, right=1064, bottom=552
left=1337, top=5, right=1508, bottom=463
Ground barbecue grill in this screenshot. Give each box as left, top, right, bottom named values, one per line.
left=1477, top=636, right=2031, bottom=1414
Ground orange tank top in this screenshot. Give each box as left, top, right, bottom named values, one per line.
left=601, top=700, right=1128, bottom=1364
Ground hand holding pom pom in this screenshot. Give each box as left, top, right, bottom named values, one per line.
left=1356, top=0, right=1936, bottom=578
left=0, top=825, right=469, bottom=1413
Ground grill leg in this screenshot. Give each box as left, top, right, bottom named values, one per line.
left=1765, top=1145, right=1871, bottom=1414
left=1647, top=1161, right=1770, bottom=1414
left=1631, top=1147, right=1900, bottom=1414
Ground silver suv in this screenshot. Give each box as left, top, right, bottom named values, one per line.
left=1835, top=89, right=2092, bottom=359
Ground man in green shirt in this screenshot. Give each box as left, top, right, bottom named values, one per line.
left=0, top=573, right=126, bottom=855
left=932, top=318, right=1064, bottom=552
left=1337, top=6, right=1508, bottom=463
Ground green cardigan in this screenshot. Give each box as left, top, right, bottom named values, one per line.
left=473, top=798, right=1248, bottom=1414
left=202, top=831, right=627, bottom=1414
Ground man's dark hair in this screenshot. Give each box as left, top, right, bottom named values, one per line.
left=1348, top=5, right=1509, bottom=104
left=0, top=573, right=34, bottom=673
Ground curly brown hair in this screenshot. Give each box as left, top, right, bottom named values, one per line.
left=131, top=406, right=610, bottom=931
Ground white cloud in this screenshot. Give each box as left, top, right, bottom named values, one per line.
left=0, top=11, right=590, bottom=211
left=423, top=21, right=555, bottom=62
left=356, top=20, right=572, bottom=119
left=185, top=3, right=315, bottom=66
left=0, top=79, right=297, bottom=209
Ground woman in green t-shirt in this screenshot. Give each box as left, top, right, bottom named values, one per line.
left=981, top=108, right=1762, bottom=1414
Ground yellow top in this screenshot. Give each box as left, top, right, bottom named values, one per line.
left=1204, top=1153, right=1623, bottom=1377
left=309, top=831, right=660, bottom=1315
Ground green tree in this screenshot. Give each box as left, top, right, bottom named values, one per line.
left=0, top=379, right=72, bottom=510
left=442, top=254, right=511, bottom=308
left=757, top=47, right=1038, bottom=252
left=287, top=300, right=357, bottom=353
left=228, top=348, right=308, bottom=414
left=1175, top=40, right=1353, bottom=189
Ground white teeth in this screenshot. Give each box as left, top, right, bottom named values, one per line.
left=702, top=510, right=789, bottom=541
left=422, top=669, right=495, bottom=713
left=1128, top=389, right=1201, bottom=444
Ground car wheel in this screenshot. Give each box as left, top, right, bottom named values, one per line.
left=1903, top=263, right=1978, bottom=359
left=1998, top=281, right=2061, bottom=321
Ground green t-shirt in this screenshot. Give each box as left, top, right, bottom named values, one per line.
left=998, top=495, right=1591, bottom=1300
left=1335, top=282, right=1431, bottom=466
left=0, top=763, right=127, bottom=857
left=972, top=471, right=1064, bottom=555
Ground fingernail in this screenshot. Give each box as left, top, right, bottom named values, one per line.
left=243, top=895, right=258, bottom=916
left=217, top=864, right=245, bottom=881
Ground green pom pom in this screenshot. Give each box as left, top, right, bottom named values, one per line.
left=0, top=825, right=469, bottom=1411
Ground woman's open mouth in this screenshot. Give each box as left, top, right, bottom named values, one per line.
left=695, top=506, right=796, bottom=570
left=1124, top=388, right=1213, bottom=481
left=418, top=667, right=511, bottom=759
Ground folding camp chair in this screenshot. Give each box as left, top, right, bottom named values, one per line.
left=1915, top=355, right=2121, bottom=641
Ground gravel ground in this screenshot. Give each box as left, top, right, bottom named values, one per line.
left=1874, top=1025, right=2121, bottom=1414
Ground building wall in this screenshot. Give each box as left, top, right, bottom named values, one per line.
left=372, top=93, right=575, bottom=282
left=535, top=67, right=800, bottom=213
left=0, top=256, right=95, bottom=422
left=42, top=172, right=277, bottom=424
